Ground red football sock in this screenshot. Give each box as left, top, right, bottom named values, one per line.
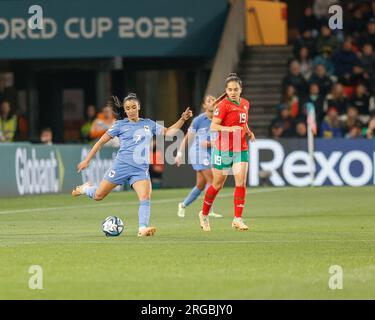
left=202, top=185, right=219, bottom=215
left=234, top=186, right=246, bottom=218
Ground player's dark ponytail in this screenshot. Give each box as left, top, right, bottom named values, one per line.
left=225, top=72, right=243, bottom=88
left=109, top=95, right=125, bottom=120
left=109, top=93, right=140, bottom=120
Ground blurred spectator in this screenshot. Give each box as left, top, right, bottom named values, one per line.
left=346, top=120, right=364, bottom=138
left=358, top=18, right=375, bottom=48
left=149, top=138, right=164, bottom=188
left=324, top=83, right=349, bottom=115
left=309, top=64, right=333, bottom=97
left=333, top=39, right=359, bottom=78
left=269, top=104, right=295, bottom=138
left=302, top=83, right=325, bottom=121
left=313, top=46, right=335, bottom=76
left=81, top=105, right=97, bottom=143
left=299, top=6, right=320, bottom=35
left=316, top=26, right=340, bottom=56
left=313, top=0, right=341, bottom=22
left=347, top=62, right=371, bottom=89
left=350, top=83, right=370, bottom=114
left=365, top=113, right=375, bottom=138
left=90, top=104, right=119, bottom=147
left=297, top=46, right=314, bottom=80
left=281, top=85, right=300, bottom=118
left=14, top=111, right=29, bottom=141
left=361, top=1, right=374, bottom=21
left=270, top=121, right=284, bottom=139
left=320, top=107, right=343, bottom=138
left=40, top=127, right=53, bottom=145
left=349, top=5, right=367, bottom=38
left=359, top=43, right=375, bottom=80
left=294, top=29, right=317, bottom=58
left=282, top=60, right=308, bottom=95
left=0, top=77, right=17, bottom=108
left=295, top=120, right=307, bottom=138
left=341, top=105, right=360, bottom=136
left=0, top=100, right=17, bottom=142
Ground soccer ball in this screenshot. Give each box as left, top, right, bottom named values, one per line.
left=102, top=216, right=124, bottom=237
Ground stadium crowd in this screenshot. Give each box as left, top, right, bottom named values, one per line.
left=270, top=0, right=375, bottom=139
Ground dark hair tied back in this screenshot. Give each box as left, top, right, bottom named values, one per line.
left=109, top=95, right=125, bottom=120
left=225, top=72, right=242, bottom=88
left=124, top=92, right=138, bottom=102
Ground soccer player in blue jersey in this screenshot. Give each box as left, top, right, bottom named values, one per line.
left=72, top=93, right=193, bottom=237
left=175, top=95, right=222, bottom=218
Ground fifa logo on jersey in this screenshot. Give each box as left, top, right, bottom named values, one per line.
left=213, top=108, right=219, bottom=116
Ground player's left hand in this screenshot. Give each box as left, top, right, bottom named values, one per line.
left=77, top=160, right=89, bottom=173
left=181, top=107, right=193, bottom=121
left=247, top=130, right=256, bottom=142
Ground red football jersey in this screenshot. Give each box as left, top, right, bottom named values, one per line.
left=213, top=97, right=250, bottom=152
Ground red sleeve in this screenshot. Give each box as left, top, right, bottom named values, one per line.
left=244, top=98, right=250, bottom=114
left=213, top=101, right=228, bottom=120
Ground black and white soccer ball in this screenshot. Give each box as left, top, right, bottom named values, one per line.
left=102, top=216, right=124, bottom=237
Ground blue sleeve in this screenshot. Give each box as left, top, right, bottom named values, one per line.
left=106, top=121, right=121, bottom=138
left=191, top=117, right=200, bottom=131
left=149, top=120, right=165, bottom=136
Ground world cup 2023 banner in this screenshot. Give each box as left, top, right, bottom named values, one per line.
left=0, top=0, right=228, bottom=59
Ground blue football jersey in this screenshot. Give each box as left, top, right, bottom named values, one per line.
left=107, top=118, right=164, bottom=168
left=188, top=113, right=212, bottom=165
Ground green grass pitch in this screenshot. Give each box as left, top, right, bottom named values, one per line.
left=0, top=186, right=374, bottom=299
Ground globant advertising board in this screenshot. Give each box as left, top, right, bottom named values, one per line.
left=0, top=143, right=117, bottom=197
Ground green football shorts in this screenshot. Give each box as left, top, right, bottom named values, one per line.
left=211, top=147, right=249, bottom=170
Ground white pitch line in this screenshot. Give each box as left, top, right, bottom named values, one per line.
left=0, top=188, right=288, bottom=215
left=0, top=239, right=374, bottom=247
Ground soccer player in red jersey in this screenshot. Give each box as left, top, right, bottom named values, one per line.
left=199, top=73, right=255, bottom=231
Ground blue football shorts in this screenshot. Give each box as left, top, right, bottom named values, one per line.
left=104, top=160, right=150, bottom=186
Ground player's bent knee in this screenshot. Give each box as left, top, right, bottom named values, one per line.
left=212, top=183, right=224, bottom=190
left=196, top=184, right=205, bottom=191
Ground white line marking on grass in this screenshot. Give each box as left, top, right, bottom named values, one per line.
left=0, top=238, right=375, bottom=247
left=0, top=188, right=289, bottom=215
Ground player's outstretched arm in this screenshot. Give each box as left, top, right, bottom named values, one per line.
left=77, top=133, right=113, bottom=172
left=163, top=107, right=193, bottom=137
left=175, top=129, right=195, bottom=167
left=245, top=124, right=256, bottom=142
